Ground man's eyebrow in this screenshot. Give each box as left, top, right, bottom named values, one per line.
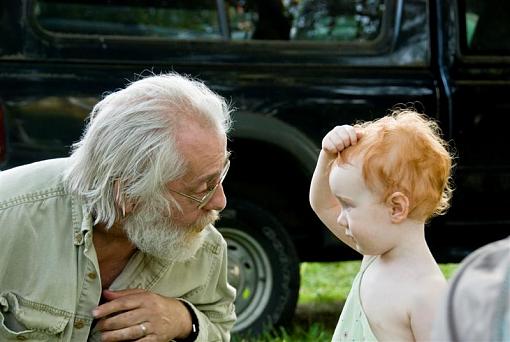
left=192, top=151, right=232, bottom=186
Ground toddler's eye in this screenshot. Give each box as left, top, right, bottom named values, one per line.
left=340, top=201, right=351, bottom=210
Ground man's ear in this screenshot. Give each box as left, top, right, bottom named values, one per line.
left=114, top=180, right=136, bottom=217
left=123, top=200, right=136, bottom=216
left=387, top=192, right=409, bottom=223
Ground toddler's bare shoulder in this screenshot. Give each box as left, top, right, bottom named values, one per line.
left=409, top=273, right=447, bottom=305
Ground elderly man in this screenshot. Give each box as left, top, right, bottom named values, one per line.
left=0, top=73, right=236, bottom=341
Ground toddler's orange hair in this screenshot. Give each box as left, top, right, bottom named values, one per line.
left=338, top=108, right=454, bottom=221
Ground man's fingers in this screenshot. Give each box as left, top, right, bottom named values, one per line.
left=93, top=295, right=141, bottom=319
left=103, top=288, right=146, bottom=300
left=94, top=289, right=147, bottom=318
left=96, top=309, right=144, bottom=331
left=99, top=322, right=150, bottom=342
left=93, top=291, right=186, bottom=340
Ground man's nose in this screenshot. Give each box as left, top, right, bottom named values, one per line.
left=202, top=184, right=227, bottom=211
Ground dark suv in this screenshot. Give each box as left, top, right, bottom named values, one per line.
left=1, top=0, right=509, bottom=335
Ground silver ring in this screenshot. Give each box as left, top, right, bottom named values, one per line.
left=139, top=323, right=148, bottom=336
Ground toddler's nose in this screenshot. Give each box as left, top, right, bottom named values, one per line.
left=337, top=211, right=348, bottom=227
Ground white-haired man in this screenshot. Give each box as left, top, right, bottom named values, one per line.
left=0, top=73, right=236, bottom=341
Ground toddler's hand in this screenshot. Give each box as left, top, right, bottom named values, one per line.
left=322, top=125, right=360, bottom=154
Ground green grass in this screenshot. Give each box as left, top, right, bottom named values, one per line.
left=233, top=261, right=459, bottom=342
left=300, top=261, right=458, bottom=304
left=299, top=261, right=360, bottom=304
left=232, top=323, right=334, bottom=342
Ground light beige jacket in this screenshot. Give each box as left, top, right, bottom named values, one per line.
left=0, top=158, right=236, bottom=341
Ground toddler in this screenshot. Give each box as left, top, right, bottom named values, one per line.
left=309, top=109, right=454, bottom=341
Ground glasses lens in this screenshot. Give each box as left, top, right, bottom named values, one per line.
left=197, top=160, right=230, bottom=209
left=198, top=185, right=218, bottom=209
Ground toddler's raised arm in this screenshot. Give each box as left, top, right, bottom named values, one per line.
left=309, top=125, right=360, bottom=249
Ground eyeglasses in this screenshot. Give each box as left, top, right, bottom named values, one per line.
left=170, top=159, right=230, bottom=209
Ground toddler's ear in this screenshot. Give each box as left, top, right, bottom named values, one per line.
left=387, top=192, right=409, bottom=223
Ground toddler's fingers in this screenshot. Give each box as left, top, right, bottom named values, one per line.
left=322, top=125, right=359, bottom=153
left=346, top=126, right=358, bottom=145
left=355, top=127, right=363, bottom=140
left=332, top=125, right=356, bottom=149
left=322, top=134, right=343, bottom=153
left=334, top=125, right=358, bottom=147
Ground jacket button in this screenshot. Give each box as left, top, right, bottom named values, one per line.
left=16, top=336, right=27, bottom=341
left=74, top=319, right=85, bottom=329
left=73, top=232, right=84, bottom=245
left=87, top=272, right=97, bottom=280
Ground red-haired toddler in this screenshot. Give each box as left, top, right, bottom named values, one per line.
left=310, top=109, right=454, bottom=341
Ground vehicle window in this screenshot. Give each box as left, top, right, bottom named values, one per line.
left=33, top=0, right=222, bottom=40
left=228, top=0, right=385, bottom=42
left=461, top=0, right=510, bottom=54
left=33, top=0, right=386, bottom=44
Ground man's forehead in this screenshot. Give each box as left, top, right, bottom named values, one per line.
left=177, top=119, right=226, bottom=152
left=176, top=129, right=228, bottom=182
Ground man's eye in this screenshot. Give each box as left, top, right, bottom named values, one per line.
left=195, top=184, right=214, bottom=195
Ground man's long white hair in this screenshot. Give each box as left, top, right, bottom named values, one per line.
left=64, top=72, right=232, bottom=228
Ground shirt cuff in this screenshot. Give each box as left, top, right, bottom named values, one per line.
left=175, top=299, right=199, bottom=342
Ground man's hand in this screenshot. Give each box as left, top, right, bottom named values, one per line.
left=93, top=288, right=193, bottom=342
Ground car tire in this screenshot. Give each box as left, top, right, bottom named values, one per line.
left=218, top=199, right=300, bottom=336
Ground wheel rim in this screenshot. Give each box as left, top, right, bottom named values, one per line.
left=219, top=227, right=273, bottom=332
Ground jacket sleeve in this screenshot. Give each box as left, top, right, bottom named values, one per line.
left=180, top=235, right=237, bottom=342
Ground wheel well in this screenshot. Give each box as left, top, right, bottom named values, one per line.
left=225, top=137, right=328, bottom=261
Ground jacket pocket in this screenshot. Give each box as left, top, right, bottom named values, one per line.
left=0, top=291, right=71, bottom=341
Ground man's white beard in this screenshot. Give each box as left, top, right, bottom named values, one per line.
left=122, top=201, right=219, bottom=262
